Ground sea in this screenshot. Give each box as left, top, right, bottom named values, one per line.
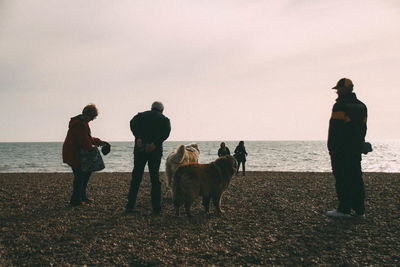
left=0, top=141, right=399, bottom=173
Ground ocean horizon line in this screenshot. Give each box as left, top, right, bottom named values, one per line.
left=0, top=139, right=398, bottom=143
left=0, top=140, right=326, bottom=143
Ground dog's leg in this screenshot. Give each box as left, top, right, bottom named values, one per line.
left=168, top=188, right=173, bottom=199
left=214, top=191, right=226, bottom=214
left=184, top=201, right=193, bottom=218
left=174, top=201, right=180, bottom=216
left=174, top=198, right=181, bottom=216
left=202, top=197, right=210, bottom=213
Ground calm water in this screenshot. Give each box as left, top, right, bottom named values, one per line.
left=0, top=141, right=399, bottom=173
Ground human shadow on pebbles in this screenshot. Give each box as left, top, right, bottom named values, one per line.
left=0, top=172, right=399, bottom=266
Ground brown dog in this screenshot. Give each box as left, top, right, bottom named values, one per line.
left=173, top=155, right=237, bottom=217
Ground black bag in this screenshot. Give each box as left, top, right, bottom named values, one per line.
left=101, top=143, right=111, bottom=155
left=361, top=142, right=373, bottom=155
left=80, top=147, right=105, bottom=172
left=79, top=123, right=105, bottom=172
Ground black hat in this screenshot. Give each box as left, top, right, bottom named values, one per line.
left=101, top=143, right=111, bottom=155
left=332, top=78, right=353, bottom=90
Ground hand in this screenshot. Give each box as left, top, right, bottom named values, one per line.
left=145, top=143, right=156, bottom=153
left=136, top=138, right=143, bottom=147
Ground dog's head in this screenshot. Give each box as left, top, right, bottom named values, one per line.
left=215, top=155, right=237, bottom=176
left=185, top=143, right=200, bottom=153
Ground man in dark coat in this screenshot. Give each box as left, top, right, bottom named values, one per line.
left=126, top=101, right=171, bottom=215
left=327, top=78, right=368, bottom=218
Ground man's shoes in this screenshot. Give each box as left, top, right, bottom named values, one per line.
left=352, top=213, right=366, bottom=219
left=70, top=201, right=89, bottom=207
left=124, top=204, right=136, bottom=214
left=125, top=207, right=133, bottom=213
left=84, top=198, right=94, bottom=203
left=326, top=210, right=351, bottom=218
left=152, top=209, right=161, bottom=216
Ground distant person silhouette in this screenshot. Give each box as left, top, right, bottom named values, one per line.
left=327, top=78, right=371, bottom=218
left=234, top=141, right=248, bottom=176
left=218, top=142, right=230, bottom=157
left=126, top=101, right=171, bottom=216
left=62, top=104, right=109, bottom=206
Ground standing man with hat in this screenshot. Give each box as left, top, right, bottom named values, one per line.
left=327, top=78, right=370, bottom=218
left=126, top=101, right=171, bottom=215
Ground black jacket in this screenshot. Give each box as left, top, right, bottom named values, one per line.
left=218, top=147, right=230, bottom=157
left=328, top=93, right=367, bottom=154
left=130, top=110, right=171, bottom=152
left=234, top=146, right=247, bottom=162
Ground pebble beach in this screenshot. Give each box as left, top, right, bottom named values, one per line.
left=1, top=172, right=399, bottom=266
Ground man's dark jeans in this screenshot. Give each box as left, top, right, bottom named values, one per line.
left=70, top=168, right=92, bottom=205
left=330, top=153, right=365, bottom=215
left=127, top=149, right=162, bottom=212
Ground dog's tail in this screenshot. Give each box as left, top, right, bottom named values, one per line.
left=174, top=145, right=186, bottom=164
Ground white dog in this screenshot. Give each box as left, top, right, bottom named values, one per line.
left=163, top=143, right=200, bottom=198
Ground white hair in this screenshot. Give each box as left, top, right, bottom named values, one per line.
left=151, top=101, right=164, bottom=112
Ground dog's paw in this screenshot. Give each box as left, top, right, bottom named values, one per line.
left=217, top=208, right=225, bottom=214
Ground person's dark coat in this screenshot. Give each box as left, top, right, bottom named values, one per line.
left=130, top=110, right=171, bottom=153
left=62, top=115, right=106, bottom=169
left=234, top=145, right=247, bottom=162
left=328, top=93, right=367, bottom=155
left=218, top=147, right=230, bottom=157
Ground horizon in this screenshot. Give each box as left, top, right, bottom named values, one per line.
left=1, top=139, right=398, bottom=144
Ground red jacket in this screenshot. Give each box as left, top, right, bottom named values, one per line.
left=62, top=115, right=105, bottom=169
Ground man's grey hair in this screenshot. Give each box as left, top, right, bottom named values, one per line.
left=151, top=101, right=164, bottom=112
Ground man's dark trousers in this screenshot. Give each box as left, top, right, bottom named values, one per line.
left=330, top=153, right=365, bottom=215
left=127, top=149, right=162, bottom=212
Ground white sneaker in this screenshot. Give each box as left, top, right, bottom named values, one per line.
left=326, top=210, right=351, bottom=218
left=352, top=214, right=366, bottom=219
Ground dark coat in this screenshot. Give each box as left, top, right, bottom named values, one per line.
left=130, top=110, right=171, bottom=153
left=234, top=145, right=247, bottom=162
left=328, top=93, right=367, bottom=155
left=218, top=147, right=230, bottom=157
left=62, top=115, right=105, bottom=169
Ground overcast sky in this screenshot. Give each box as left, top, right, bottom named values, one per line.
left=0, top=0, right=399, bottom=142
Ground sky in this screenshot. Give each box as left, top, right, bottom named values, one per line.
left=0, top=0, right=399, bottom=142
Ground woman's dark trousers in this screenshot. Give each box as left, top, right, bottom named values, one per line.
left=237, top=161, right=246, bottom=175
left=70, top=168, right=92, bottom=205
left=330, top=153, right=365, bottom=215
left=127, top=150, right=162, bottom=213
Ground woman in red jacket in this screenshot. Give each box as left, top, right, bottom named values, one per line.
left=62, top=104, right=108, bottom=206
